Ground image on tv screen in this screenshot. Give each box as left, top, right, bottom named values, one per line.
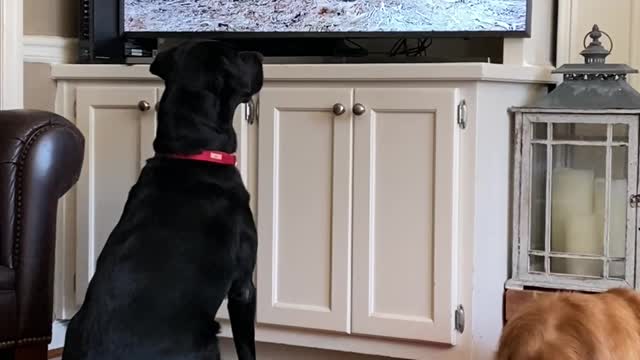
left=124, top=0, right=528, bottom=34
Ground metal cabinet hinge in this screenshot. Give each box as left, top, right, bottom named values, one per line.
left=455, top=305, right=465, bottom=333
left=73, top=273, right=76, bottom=292
left=73, top=100, right=77, bottom=119
left=254, top=96, right=260, bottom=124
left=630, top=194, right=640, bottom=208
left=457, top=100, right=467, bottom=129
left=245, top=97, right=259, bottom=125
left=244, top=101, right=252, bottom=124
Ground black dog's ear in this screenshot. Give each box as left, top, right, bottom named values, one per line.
left=150, top=46, right=178, bottom=80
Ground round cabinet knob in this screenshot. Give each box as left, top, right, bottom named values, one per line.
left=353, top=103, right=366, bottom=116
left=138, top=100, right=151, bottom=112
left=333, top=103, right=346, bottom=116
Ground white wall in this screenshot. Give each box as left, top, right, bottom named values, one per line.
left=24, top=0, right=76, bottom=37
left=557, top=0, right=640, bottom=89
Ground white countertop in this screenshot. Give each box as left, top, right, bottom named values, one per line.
left=51, top=63, right=556, bottom=83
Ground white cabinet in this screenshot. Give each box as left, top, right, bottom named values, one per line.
left=74, top=86, right=158, bottom=305
left=52, top=63, right=550, bottom=360
left=351, top=88, right=459, bottom=343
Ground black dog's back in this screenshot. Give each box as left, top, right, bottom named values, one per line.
left=62, top=40, right=262, bottom=360
left=63, top=160, right=249, bottom=360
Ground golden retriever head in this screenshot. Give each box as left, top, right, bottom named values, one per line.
left=496, top=289, right=640, bottom=360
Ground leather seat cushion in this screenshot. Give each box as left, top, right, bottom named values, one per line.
left=0, top=266, right=14, bottom=290
left=0, top=290, right=16, bottom=343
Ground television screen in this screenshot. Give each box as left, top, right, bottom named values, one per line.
left=124, top=0, right=529, bottom=35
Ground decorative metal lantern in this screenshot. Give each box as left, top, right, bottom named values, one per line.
left=507, top=25, right=640, bottom=292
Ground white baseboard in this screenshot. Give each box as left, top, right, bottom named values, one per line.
left=23, top=36, right=77, bottom=64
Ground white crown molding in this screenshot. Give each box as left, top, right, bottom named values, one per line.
left=0, top=0, right=24, bottom=109
left=555, top=0, right=574, bottom=67
left=24, top=36, right=78, bottom=64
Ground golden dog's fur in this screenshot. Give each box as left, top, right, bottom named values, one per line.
left=496, top=288, right=640, bottom=360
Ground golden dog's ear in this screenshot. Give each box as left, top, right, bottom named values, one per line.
left=150, top=45, right=178, bottom=81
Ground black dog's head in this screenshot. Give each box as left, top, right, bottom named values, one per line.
left=150, top=40, right=263, bottom=155
left=151, top=40, right=263, bottom=103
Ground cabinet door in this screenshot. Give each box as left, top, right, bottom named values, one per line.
left=352, top=88, right=460, bottom=344
left=257, top=87, right=353, bottom=332
left=74, top=86, right=158, bottom=305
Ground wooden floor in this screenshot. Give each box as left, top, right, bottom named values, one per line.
left=48, top=348, right=63, bottom=359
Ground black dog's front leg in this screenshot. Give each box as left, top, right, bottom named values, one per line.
left=228, top=274, right=256, bottom=360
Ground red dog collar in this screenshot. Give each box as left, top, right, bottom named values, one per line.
left=163, top=150, right=237, bottom=166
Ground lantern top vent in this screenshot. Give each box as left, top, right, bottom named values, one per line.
left=515, top=24, right=640, bottom=111
left=553, top=24, right=637, bottom=77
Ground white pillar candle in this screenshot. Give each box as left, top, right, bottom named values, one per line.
left=564, top=214, right=602, bottom=276
left=594, top=178, right=606, bottom=253
left=610, top=180, right=628, bottom=278
left=594, top=178, right=606, bottom=214
left=594, top=178, right=627, bottom=258
left=551, top=168, right=595, bottom=254
left=609, top=180, right=628, bottom=258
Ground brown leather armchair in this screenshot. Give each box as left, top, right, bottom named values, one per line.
left=0, top=110, right=84, bottom=359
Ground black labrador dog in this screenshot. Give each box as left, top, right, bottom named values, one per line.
left=62, top=40, right=263, bottom=360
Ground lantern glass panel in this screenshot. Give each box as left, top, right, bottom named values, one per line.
left=610, top=260, right=626, bottom=279
left=607, top=146, right=629, bottom=259
left=529, top=255, right=545, bottom=272
left=550, top=145, right=606, bottom=258
left=530, top=143, right=547, bottom=251
left=613, top=124, right=629, bottom=142
left=533, top=122, right=547, bottom=140
left=553, top=123, right=607, bottom=142
left=550, top=256, right=603, bottom=277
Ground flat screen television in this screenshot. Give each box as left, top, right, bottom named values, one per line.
left=122, top=0, right=532, bottom=38
left=79, top=0, right=532, bottom=63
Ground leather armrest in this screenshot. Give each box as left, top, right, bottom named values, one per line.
left=0, top=110, right=84, bottom=341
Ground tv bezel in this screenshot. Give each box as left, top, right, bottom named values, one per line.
left=120, top=0, right=532, bottom=39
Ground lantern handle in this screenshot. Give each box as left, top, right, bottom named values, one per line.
left=583, top=28, right=613, bottom=56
